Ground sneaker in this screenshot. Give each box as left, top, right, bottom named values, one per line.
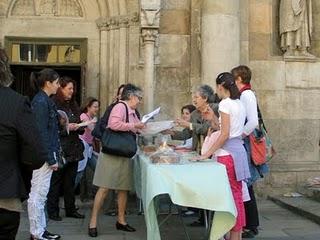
left=42, top=230, right=61, bottom=240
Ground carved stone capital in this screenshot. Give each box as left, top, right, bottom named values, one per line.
left=141, top=29, right=158, bottom=43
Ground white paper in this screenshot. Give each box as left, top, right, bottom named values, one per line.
left=77, top=117, right=97, bottom=128
left=140, top=120, right=174, bottom=135
left=141, top=107, right=161, bottom=123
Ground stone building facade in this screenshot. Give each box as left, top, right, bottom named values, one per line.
left=0, top=0, right=319, bottom=195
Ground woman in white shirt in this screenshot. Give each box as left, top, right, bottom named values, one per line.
left=195, top=72, right=251, bottom=240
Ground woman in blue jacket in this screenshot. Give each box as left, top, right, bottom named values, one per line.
left=28, top=68, right=61, bottom=240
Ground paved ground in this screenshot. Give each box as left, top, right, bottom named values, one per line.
left=16, top=198, right=320, bottom=240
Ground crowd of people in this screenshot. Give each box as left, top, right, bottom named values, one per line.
left=0, top=46, right=269, bottom=240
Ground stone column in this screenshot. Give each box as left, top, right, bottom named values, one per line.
left=96, top=18, right=110, bottom=112
left=141, top=29, right=158, bottom=112
left=119, top=16, right=129, bottom=86
left=201, top=0, right=240, bottom=86
left=140, top=8, right=160, bottom=113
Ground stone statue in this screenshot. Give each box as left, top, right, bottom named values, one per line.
left=279, top=0, right=315, bottom=60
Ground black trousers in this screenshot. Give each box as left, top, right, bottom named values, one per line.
left=47, top=161, right=78, bottom=216
left=0, top=208, right=20, bottom=240
left=244, top=185, right=259, bottom=230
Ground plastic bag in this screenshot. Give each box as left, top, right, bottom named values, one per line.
left=149, top=142, right=181, bottom=164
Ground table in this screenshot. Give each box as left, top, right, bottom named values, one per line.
left=134, top=153, right=237, bottom=240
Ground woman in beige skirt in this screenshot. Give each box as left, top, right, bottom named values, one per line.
left=88, top=84, right=145, bottom=237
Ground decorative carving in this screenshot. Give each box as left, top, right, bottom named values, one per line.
left=140, top=9, right=160, bottom=28
left=10, top=0, right=83, bottom=17
left=96, top=13, right=140, bottom=31
left=39, top=0, right=56, bottom=15
left=11, top=0, right=36, bottom=16
left=141, top=29, right=158, bottom=42
left=279, top=0, right=316, bottom=61
left=59, top=0, right=83, bottom=17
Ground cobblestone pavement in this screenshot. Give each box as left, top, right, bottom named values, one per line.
left=16, top=198, right=320, bottom=240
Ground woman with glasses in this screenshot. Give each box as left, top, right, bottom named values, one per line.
left=88, top=83, right=145, bottom=237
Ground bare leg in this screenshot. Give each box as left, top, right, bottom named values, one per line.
left=89, top=187, right=109, bottom=228
left=229, top=230, right=241, bottom=240
left=117, top=190, right=128, bottom=224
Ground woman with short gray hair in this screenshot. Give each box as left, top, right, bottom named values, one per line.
left=173, top=84, right=219, bottom=152
left=88, top=83, right=145, bottom=237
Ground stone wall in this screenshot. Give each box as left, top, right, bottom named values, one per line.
left=154, top=0, right=192, bottom=119
left=247, top=0, right=320, bottom=195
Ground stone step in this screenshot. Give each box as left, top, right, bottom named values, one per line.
left=269, top=196, right=320, bottom=225
left=297, top=186, right=320, bottom=203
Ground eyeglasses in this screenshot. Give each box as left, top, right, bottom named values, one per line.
left=135, top=95, right=143, bottom=101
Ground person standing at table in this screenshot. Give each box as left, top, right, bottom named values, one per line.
left=166, top=85, right=219, bottom=226
left=27, top=69, right=61, bottom=240
left=231, top=65, right=269, bottom=238
left=173, top=85, right=219, bottom=152
left=195, top=72, right=251, bottom=240
left=88, top=84, right=145, bottom=237
left=47, top=76, right=85, bottom=221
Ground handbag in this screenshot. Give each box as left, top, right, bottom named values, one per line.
left=101, top=102, right=137, bottom=158
left=249, top=105, right=275, bottom=165
left=249, top=129, right=267, bottom=166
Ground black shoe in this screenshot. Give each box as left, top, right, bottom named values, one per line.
left=116, top=222, right=136, bottom=232
left=189, top=220, right=205, bottom=227
left=48, top=214, right=62, bottom=221
left=66, top=211, right=85, bottom=219
left=242, top=229, right=258, bottom=238
left=42, top=230, right=61, bottom=239
left=88, top=227, right=98, bottom=237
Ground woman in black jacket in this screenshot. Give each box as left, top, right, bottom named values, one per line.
left=47, top=76, right=85, bottom=221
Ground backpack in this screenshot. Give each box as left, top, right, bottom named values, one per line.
left=92, top=101, right=140, bottom=140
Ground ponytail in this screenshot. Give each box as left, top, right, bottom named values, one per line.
left=216, top=72, right=240, bottom=100
left=29, top=68, right=59, bottom=92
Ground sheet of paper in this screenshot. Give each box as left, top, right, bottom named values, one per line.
left=140, top=120, right=174, bottom=135
left=141, top=107, right=161, bottom=123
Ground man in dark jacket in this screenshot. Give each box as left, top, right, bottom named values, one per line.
left=0, top=49, right=48, bottom=240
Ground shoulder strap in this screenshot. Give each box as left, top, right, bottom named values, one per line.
left=117, top=101, right=129, bottom=123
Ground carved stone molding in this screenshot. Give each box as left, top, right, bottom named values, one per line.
left=96, top=12, right=140, bottom=31
left=10, top=0, right=83, bottom=17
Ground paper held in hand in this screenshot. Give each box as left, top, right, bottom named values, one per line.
left=141, top=107, right=161, bottom=123
left=140, top=120, right=174, bottom=135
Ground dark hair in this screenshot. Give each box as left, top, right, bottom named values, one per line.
left=53, top=76, right=80, bottom=116
left=121, top=83, right=142, bottom=101
left=181, top=104, right=196, bottom=114
left=216, top=72, right=240, bottom=100
left=0, top=49, right=14, bottom=87
left=195, top=85, right=215, bottom=103
left=80, top=97, right=100, bottom=113
left=117, top=84, right=126, bottom=98
left=54, top=76, right=77, bottom=103
left=231, top=65, right=252, bottom=84
left=30, top=68, right=59, bottom=92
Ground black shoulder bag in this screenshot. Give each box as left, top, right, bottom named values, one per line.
left=101, top=102, right=137, bottom=158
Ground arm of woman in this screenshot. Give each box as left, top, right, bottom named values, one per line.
left=196, top=111, right=230, bottom=160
